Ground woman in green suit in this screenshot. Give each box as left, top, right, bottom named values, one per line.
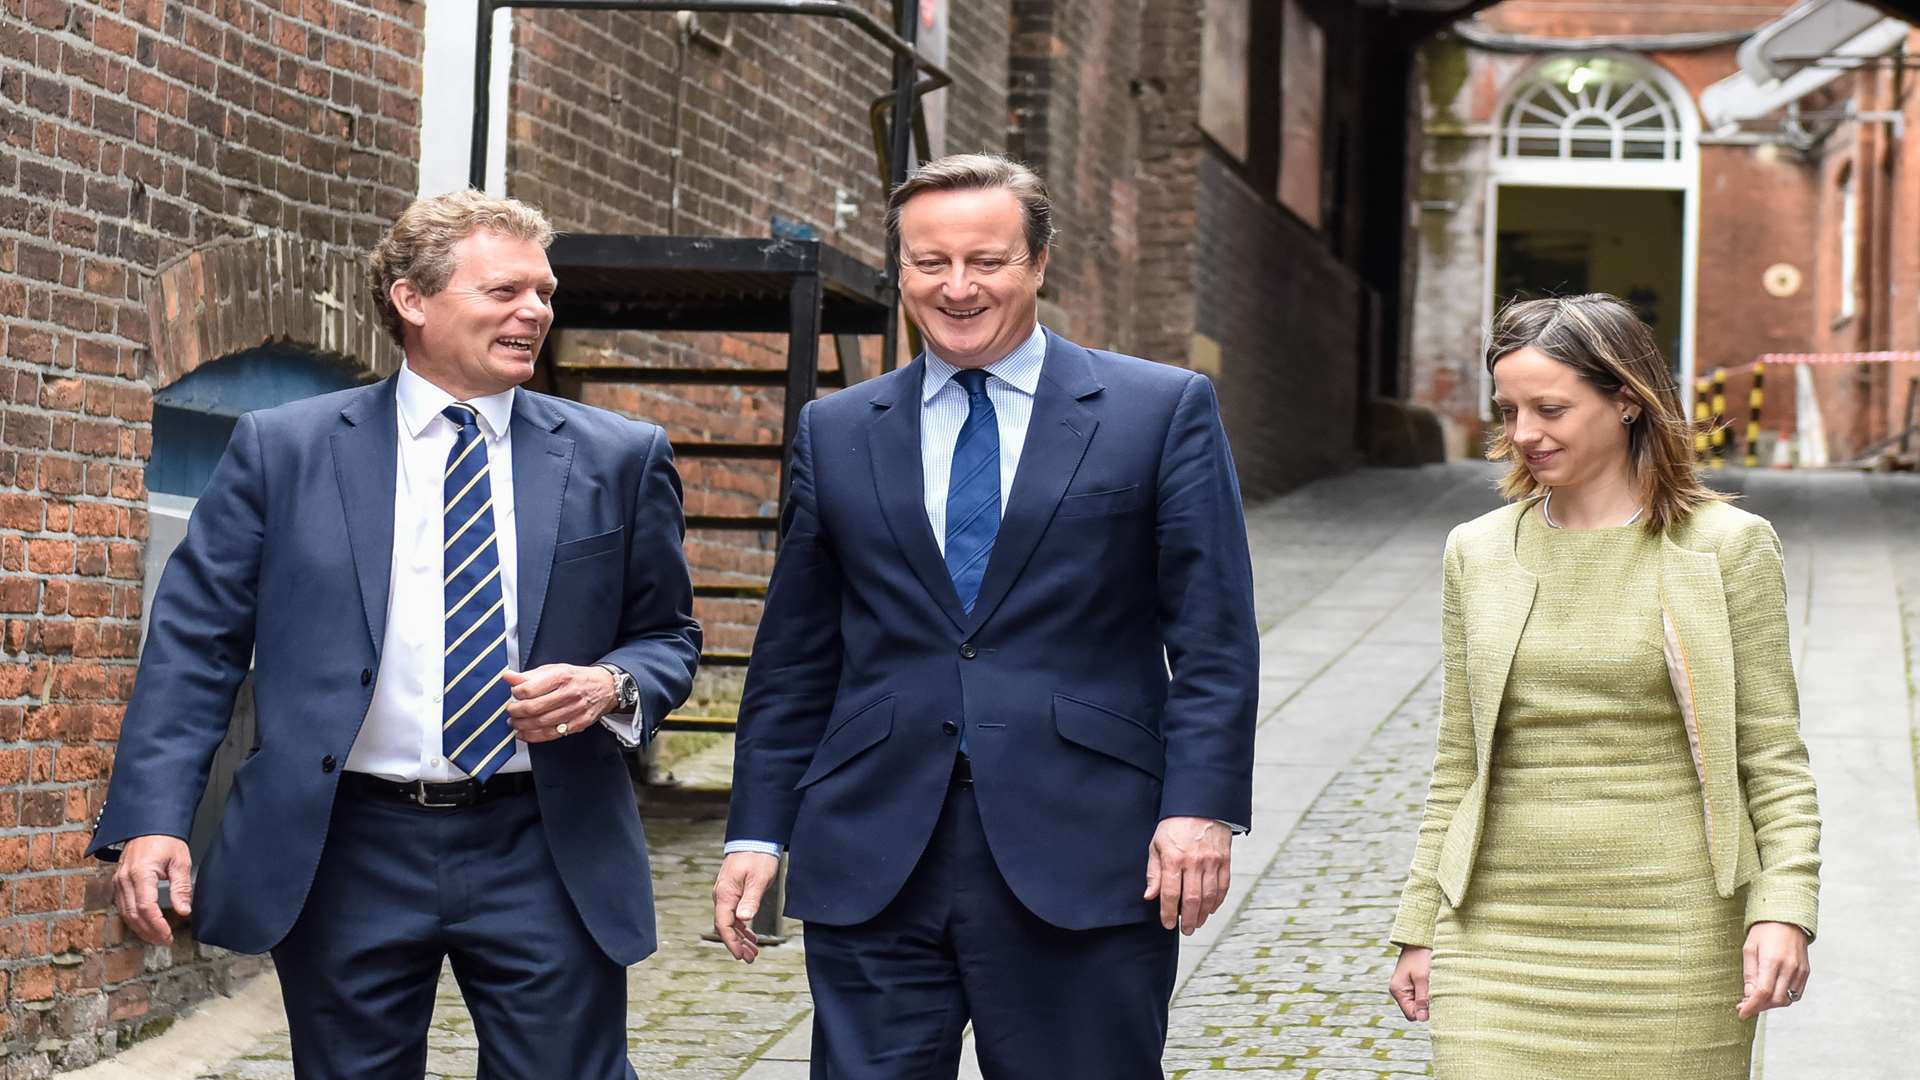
left=1387, top=294, right=1821, bottom=1078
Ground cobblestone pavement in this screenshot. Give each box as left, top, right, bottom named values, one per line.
left=1163, top=665, right=1438, bottom=1078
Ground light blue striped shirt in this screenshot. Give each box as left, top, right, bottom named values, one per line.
left=919, top=322, right=1048, bottom=552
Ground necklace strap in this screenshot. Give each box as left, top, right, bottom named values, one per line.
left=1542, top=490, right=1644, bottom=530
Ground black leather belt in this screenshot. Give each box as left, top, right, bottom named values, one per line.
left=340, top=771, right=536, bottom=809
left=952, top=753, right=973, bottom=785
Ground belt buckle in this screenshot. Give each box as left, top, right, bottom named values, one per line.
left=409, top=779, right=466, bottom=809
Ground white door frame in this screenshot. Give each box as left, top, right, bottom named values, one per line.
left=1480, top=53, right=1703, bottom=418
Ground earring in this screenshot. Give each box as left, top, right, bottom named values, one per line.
left=1622, top=412, right=1636, bottom=424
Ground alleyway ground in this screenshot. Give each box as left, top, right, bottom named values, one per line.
left=70, top=464, right=1920, bottom=1079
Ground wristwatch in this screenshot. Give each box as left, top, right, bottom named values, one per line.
left=597, top=664, right=639, bottom=715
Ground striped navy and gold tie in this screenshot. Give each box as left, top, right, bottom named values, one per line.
left=441, top=403, right=516, bottom=781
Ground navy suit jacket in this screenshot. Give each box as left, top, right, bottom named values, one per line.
left=88, top=377, right=701, bottom=965
left=726, top=331, right=1258, bottom=930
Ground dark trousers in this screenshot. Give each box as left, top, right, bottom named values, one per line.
left=269, top=783, right=635, bottom=1080
left=803, top=770, right=1178, bottom=1080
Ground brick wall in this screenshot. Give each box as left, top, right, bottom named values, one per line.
left=1008, top=0, right=1144, bottom=353
left=1139, top=0, right=1372, bottom=497
left=1197, top=153, right=1364, bottom=496
left=1695, top=141, right=1817, bottom=407
left=1134, top=0, right=1203, bottom=371
left=1477, top=0, right=1795, bottom=37
left=0, top=0, right=420, bottom=1067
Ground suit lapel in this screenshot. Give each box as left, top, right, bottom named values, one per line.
left=1467, top=504, right=1538, bottom=763
left=961, top=334, right=1101, bottom=636
left=867, top=358, right=969, bottom=631
left=1659, top=534, right=1740, bottom=894
left=510, top=389, right=574, bottom=665
left=331, top=378, right=399, bottom=658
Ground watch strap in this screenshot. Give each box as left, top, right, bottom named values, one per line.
left=596, top=663, right=637, bottom=713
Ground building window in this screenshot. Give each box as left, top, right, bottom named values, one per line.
left=1499, top=57, right=1684, bottom=163
left=1838, top=165, right=1858, bottom=322
left=1199, top=0, right=1327, bottom=229
left=149, top=345, right=369, bottom=500
left=1200, top=0, right=1251, bottom=161
left=1277, top=0, right=1325, bottom=227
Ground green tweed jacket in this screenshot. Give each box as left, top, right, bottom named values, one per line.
left=1390, top=498, right=1822, bottom=949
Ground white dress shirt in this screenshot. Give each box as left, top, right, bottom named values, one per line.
left=346, top=363, right=639, bottom=783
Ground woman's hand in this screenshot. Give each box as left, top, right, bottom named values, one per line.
left=1388, top=946, right=1432, bottom=1022
left=1737, top=921, right=1810, bottom=1019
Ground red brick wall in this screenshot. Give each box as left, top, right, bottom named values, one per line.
left=1695, top=143, right=1818, bottom=379
left=1008, top=0, right=1143, bottom=353
left=0, top=0, right=421, bottom=1066
left=1198, top=152, right=1365, bottom=495
left=1135, top=0, right=1377, bottom=497
left=1135, top=0, right=1203, bottom=371
left=1478, top=0, right=1795, bottom=37
left=1810, top=76, right=1882, bottom=458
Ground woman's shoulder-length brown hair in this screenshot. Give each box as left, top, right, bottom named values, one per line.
left=1483, top=293, right=1725, bottom=533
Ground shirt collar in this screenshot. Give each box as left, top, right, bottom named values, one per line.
left=921, top=322, right=1047, bottom=405
left=396, top=361, right=516, bottom=440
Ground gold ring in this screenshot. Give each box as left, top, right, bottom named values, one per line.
left=556, top=722, right=569, bottom=736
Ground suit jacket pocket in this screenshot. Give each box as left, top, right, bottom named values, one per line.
left=1055, top=484, right=1144, bottom=518
left=1052, top=693, right=1164, bottom=778
left=553, top=525, right=624, bottom=565
left=794, top=694, right=896, bottom=789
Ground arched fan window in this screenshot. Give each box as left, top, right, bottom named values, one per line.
left=1499, top=57, right=1684, bottom=163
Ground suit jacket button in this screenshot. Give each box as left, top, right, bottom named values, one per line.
left=321, top=755, right=336, bottom=773
left=941, top=720, right=958, bottom=736
left=360, top=668, right=372, bottom=686
left=959, top=643, right=977, bottom=659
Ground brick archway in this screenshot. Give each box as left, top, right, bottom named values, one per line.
left=144, top=234, right=400, bottom=389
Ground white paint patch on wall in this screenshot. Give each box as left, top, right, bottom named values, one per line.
left=419, top=0, right=513, bottom=197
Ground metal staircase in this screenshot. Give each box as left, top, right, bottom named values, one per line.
left=466, top=1, right=945, bottom=736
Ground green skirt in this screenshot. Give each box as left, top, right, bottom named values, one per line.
left=1429, top=724, right=1752, bottom=1080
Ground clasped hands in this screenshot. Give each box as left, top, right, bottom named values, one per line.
left=110, top=663, right=617, bottom=946
left=711, top=816, right=1233, bottom=963
left=1387, top=921, right=1811, bottom=1022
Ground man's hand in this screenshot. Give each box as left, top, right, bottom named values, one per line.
left=712, top=851, right=781, bottom=963
left=1144, top=816, right=1231, bottom=934
left=503, top=664, right=615, bottom=742
left=114, top=835, right=192, bottom=946
left=1738, top=921, right=1811, bottom=1019
left=1388, top=946, right=1432, bottom=1021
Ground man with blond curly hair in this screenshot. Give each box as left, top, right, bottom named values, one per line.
left=90, top=190, right=700, bottom=1078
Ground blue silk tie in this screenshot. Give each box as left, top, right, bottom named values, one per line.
left=440, top=404, right=516, bottom=781
left=945, top=370, right=999, bottom=757
left=945, top=369, right=1001, bottom=614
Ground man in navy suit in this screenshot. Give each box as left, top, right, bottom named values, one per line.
left=713, top=154, right=1259, bottom=1078
left=89, top=191, right=700, bottom=1078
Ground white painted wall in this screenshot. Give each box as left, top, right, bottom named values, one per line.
left=419, top=0, right=513, bottom=197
